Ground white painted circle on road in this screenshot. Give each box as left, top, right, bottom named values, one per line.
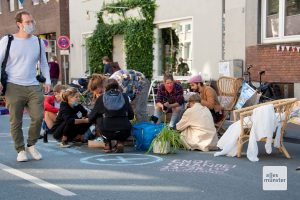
left=80, top=153, right=163, bottom=166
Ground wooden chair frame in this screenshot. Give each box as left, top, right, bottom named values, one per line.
left=233, top=98, right=297, bottom=159
left=215, top=76, right=243, bottom=133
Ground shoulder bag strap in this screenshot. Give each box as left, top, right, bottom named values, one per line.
left=1, top=34, right=14, bottom=72
left=37, top=37, right=42, bottom=75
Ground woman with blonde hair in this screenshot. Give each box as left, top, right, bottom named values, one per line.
left=51, top=87, right=91, bottom=147
left=87, top=73, right=108, bottom=99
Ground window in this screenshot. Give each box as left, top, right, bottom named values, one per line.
left=266, top=0, right=279, bottom=37
left=0, top=1, right=2, bottom=14
left=32, top=0, right=40, bottom=5
left=82, top=33, right=92, bottom=74
left=262, top=0, right=300, bottom=43
left=154, top=19, right=193, bottom=77
left=185, top=24, right=191, bottom=32
left=285, top=0, right=300, bottom=35
left=9, top=0, right=15, bottom=12
left=18, top=1, right=23, bottom=9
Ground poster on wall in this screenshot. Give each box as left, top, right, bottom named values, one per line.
left=218, top=61, right=230, bottom=76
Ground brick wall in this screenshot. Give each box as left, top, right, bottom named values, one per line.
left=246, top=43, right=300, bottom=83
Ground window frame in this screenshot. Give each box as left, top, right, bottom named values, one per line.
left=18, top=0, right=23, bottom=9
left=9, top=0, right=15, bottom=12
left=262, top=0, right=300, bottom=43
left=32, top=0, right=40, bottom=6
left=153, top=17, right=193, bottom=78
left=81, top=32, right=92, bottom=75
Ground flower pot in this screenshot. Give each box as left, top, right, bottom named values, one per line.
left=153, top=140, right=171, bottom=154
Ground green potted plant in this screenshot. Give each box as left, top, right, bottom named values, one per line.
left=147, top=125, right=183, bottom=154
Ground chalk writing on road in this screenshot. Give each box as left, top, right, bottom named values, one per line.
left=160, top=159, right=236, bottom=174
left=80, top=154, right=163, bottom=166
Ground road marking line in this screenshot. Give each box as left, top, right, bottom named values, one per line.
left=0, top=163, right=76, bottom=196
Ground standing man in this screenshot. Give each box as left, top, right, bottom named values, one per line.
left=110, top=69, right=150, bottom=122
left=177, top=57, right=189, bottom=76
left=0, top=11, right=51, bottom=162
left=48, top=56, right=59, bottom=86
left=102, top=56, right=112, bottom=75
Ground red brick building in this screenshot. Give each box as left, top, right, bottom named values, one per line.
left=226, top=0, right=300, bottom=98
left=0, top=0, right=69, bottom=84
left=246, top=0, right=300, bottom=98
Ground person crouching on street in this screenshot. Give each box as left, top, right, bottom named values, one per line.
left=51, top=87, right=91, bottom=148
left=88, top=79, right=134, bottom=153
left=176, top=94, right=218, bottom=151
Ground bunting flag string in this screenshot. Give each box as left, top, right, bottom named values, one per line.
left=18, top=0, right=50, bottom=5
left=276, top=45, right=300, bottom=53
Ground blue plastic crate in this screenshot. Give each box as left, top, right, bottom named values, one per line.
left=0, top=107, right=9, bottom=115
left=132, top=122, right=164, bottom=151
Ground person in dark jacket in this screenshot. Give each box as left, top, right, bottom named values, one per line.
left=48, top=56, right=60, bottom=86
left=88, top=79, right=134, bottom=153
left=103, top=56, right=113, bottom=75
left=51, top=87, right=91, bottom=148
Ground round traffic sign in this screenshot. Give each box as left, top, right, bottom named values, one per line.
left=57, top=36, right=70, bottom=49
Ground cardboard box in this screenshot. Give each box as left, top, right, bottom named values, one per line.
left=88, top=140, right=105, bottom=148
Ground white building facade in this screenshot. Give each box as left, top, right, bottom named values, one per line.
left=69, top=0, right=223, bottom=81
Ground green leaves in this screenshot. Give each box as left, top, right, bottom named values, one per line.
left=147, top=126, right=184, bottom=154
left=87, top=0, right=156, bottom=78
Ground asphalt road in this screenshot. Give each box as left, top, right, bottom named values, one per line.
left=0, top=113, right=299, bottom=200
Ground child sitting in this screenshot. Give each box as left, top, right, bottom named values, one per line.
left=51, top=87, right=91, bottom=148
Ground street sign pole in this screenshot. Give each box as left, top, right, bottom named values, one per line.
left=57, top=36, right=70, bottom=84
left=63, top=55, right=67, bottom=84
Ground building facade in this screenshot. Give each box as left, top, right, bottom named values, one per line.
left=0, top=0, right=69, bottom=84
left=69, top=0, right=300, bottom=98
left=69, top=0, right=102, bottom=80
left=69, top=0, right=223, bottom=81
left=225, top=0, right=300, bottom=99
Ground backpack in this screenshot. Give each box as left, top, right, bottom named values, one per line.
left=1, top=34, right=14, bottom=95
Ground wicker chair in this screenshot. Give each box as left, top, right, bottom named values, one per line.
left=215, top=76, right=243, bottom=133
left=233, top=98, right=297, bottom=159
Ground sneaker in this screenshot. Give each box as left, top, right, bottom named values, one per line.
left=17, top=150, right=29, bottom=162
left=27, top=145, right=42, bottom=160
left=60, top=141, right=71, bottom=148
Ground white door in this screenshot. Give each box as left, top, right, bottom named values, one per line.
left=113, top=35, right=126, bottom=69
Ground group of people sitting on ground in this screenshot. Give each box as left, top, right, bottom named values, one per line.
left=153, top=73, right=221, bottom=151
left=43, top=66, right=222, bottom=153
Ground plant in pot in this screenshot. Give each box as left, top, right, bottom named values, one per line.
left=147, top=115, right=183, bottom=154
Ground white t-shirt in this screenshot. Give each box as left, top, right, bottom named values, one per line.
left=0, top=35, right=50, bottom=85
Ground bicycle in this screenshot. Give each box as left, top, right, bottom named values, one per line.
left=69, top=70, right=94, bottom=109
left=244, top=65, right=281, bottom=103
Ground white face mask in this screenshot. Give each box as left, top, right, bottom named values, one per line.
left=23, top=23, right=36, bottom=35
